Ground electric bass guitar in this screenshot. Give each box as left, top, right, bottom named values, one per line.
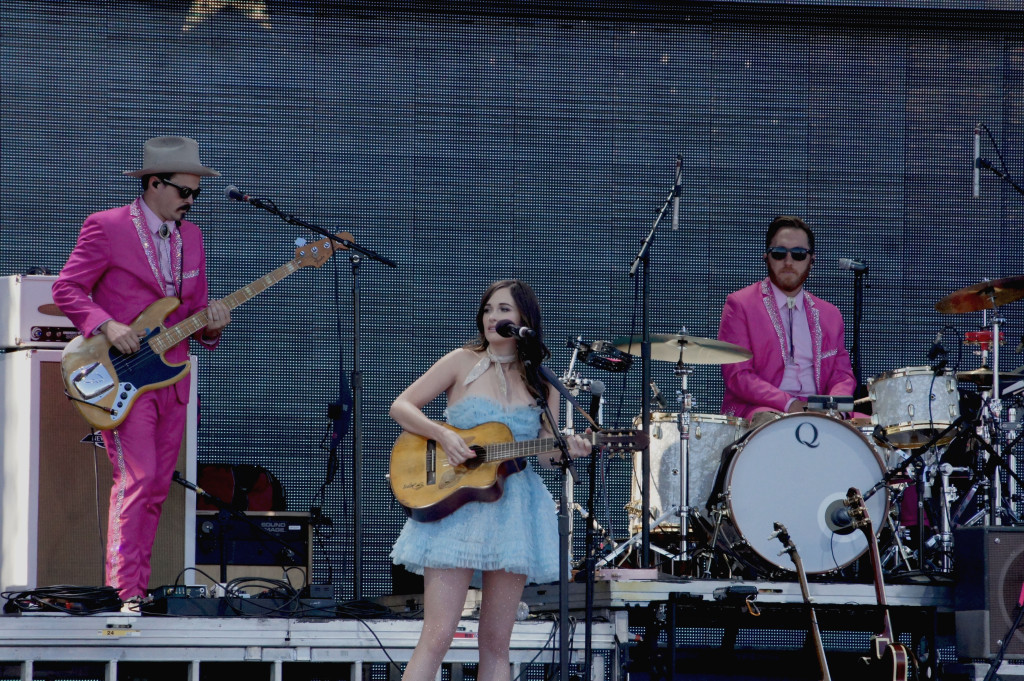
left=773, top=521, right=832, bottom=681
left=845, top=487, right=914, bottom=681
left=61, top=233, right=351, bottom=430
left=389, top=421, right=647, bottom=522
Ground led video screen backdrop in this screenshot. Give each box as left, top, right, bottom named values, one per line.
left=1, top=1, right=1022, bottom=600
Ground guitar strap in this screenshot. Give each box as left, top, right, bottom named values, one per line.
left=538, top=364, right=601, bottom=430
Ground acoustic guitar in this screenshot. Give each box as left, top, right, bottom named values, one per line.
left=845, top=487, right=914, bottom=681
left=389, top=421, right=647, bottom=522
left=773, top=521, right=832, bottom=681
left=61, top=233, right=350, bottom=430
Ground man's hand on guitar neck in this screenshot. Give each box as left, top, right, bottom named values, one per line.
left=202, top=299, right=231, bottom=341
left=101, top=320, right=144, bottom=355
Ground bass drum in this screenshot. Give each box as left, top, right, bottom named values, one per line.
left=710, top=412, right=889, bottom=576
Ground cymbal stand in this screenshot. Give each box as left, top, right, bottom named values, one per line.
left=673, top=358, right=694, bottom=567
left=975, top=301, right=1017, bottom=524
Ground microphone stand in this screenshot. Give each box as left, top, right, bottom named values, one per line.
left=851, top=268, right=867, bottom=390
left=978, top=158, right=1024, bottom=197
left=627, top=165, right=677, bottom=568
left=230, top=194, right=397, bottom=601
left=526, top=359, right=575, bottom=681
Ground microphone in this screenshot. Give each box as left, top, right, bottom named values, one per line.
left=838, top=257, right=869, bottom=273
left=496, top=320, right=537, bottom=339
left=671, top=155, right=681, bottom=231
left=830, top=505, right=851, bottom=528
left=928, top=330, right=948, bottom=372
left=588, top=379, right=605, bottom=423
left=973, top=124, right=981, bottom=199
left=650, top=380, right=668, bottom=410
left=224, top=184, right=264, bottom=207
left=824, top=498, right=855, bottom=534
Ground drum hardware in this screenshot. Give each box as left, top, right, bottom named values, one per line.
left=860, top=417, right=967, bottom=575
left=937, top=278, right=1024, bottom=524
left=964, top=329, right=1006, bottom=348
left=616, top=330, right=752, bottom=574
left=567, top=336, right=633, bottom=374
left=880, top=514, right=915, bottom=573
left=931, top=462, right=972, bottom=572
left=806, top=394, right=855, bottom=414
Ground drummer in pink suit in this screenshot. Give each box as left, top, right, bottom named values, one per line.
left=52, top=136, right=231, bottom=606
left=718, top=215, right=857, bottom=422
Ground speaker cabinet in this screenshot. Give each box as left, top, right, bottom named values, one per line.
left=954, top=526, right=1024, bottom=659
left=0, top=349, right=196, bottom=592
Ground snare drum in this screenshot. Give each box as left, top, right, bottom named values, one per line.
left=868, top=366, right=959, bottom=449
left=709, top=412, right=888, bottom=576
left=630, top=412, right=748, bottom=532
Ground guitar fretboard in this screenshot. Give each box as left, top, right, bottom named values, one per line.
left=480, top=437, right=562, bottom=463
left=150, top=259, right=301, bottom=354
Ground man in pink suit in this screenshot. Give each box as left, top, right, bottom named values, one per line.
left=52, top=136, right=231, bottom=605
left=718, top=215, right=856, bottom=421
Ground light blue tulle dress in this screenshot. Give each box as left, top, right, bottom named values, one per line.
left=390, top=395, right=560, bottom=585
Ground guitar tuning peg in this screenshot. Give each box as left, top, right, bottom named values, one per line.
left=295, top=237, right=307, bottom=247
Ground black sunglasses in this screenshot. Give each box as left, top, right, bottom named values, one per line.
left=160, top=178, right=202, bottom=200
left=766, top=246, right=812, bottom=262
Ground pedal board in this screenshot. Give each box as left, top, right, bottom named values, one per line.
left=143, top=596, right=337, bottom=618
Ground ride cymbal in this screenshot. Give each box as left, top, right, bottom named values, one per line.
left=935, top=275, right=1024, bottom=314
left=612, top=333, right=753, bottom=365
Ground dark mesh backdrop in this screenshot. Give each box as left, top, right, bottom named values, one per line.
left=1, top=1, right=1022, bottom=601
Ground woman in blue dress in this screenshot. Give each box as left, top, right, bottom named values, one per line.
left=390, top=279, right=591, bottom=681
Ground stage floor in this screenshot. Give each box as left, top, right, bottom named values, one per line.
left=0, top=609, right=623, bottom=681
left=0, top=575, right=1007, bottom=681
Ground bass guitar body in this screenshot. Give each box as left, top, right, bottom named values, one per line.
left=61, top=297, right=190, bottom=430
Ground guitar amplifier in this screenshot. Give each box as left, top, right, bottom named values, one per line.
left=194, top=511, right=312, bottom=590
left=0, top=275, right=79, bottom=349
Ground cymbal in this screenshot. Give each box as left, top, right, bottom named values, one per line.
left=955, top=367, right=1024, bottom=386
left=612, top=334, right=753, bottom=365
left=935, top=275, right=1024, bottom=313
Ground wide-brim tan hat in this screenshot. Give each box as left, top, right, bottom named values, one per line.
left=123, top=136, right=220, bottom=177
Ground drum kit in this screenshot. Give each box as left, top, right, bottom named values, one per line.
left=591, top=276, right=1024, bottom=581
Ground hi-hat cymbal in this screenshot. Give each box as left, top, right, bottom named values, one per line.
left=935, top=275, right=1024, bottom=313
left=613, top=334, right=753, bottom=365
left=955, top=367, right=1024, bottom=386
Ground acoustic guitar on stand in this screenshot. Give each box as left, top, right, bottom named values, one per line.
left=61, top=233, right=351, bottom=430
left=773, top=521, right=832, bottom=681
left=845, top=487, right=914, bottom=681
left=389, top=421, right=647, bottom=522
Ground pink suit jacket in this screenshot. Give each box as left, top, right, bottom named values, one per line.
left=52, top=198, right=216, bottom=404
left=718, top=278, right=856, bottom=419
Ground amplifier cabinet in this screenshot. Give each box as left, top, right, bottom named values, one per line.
left=0, top=349, right=196, bottom=592
left=954, top=526, right=1024, bottom=659
left=0, top=274, right=79, bottom=348
left=195, top=511, right=312, bottom=591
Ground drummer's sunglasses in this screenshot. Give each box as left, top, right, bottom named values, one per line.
left=766, top=246, right=812, bottom=261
